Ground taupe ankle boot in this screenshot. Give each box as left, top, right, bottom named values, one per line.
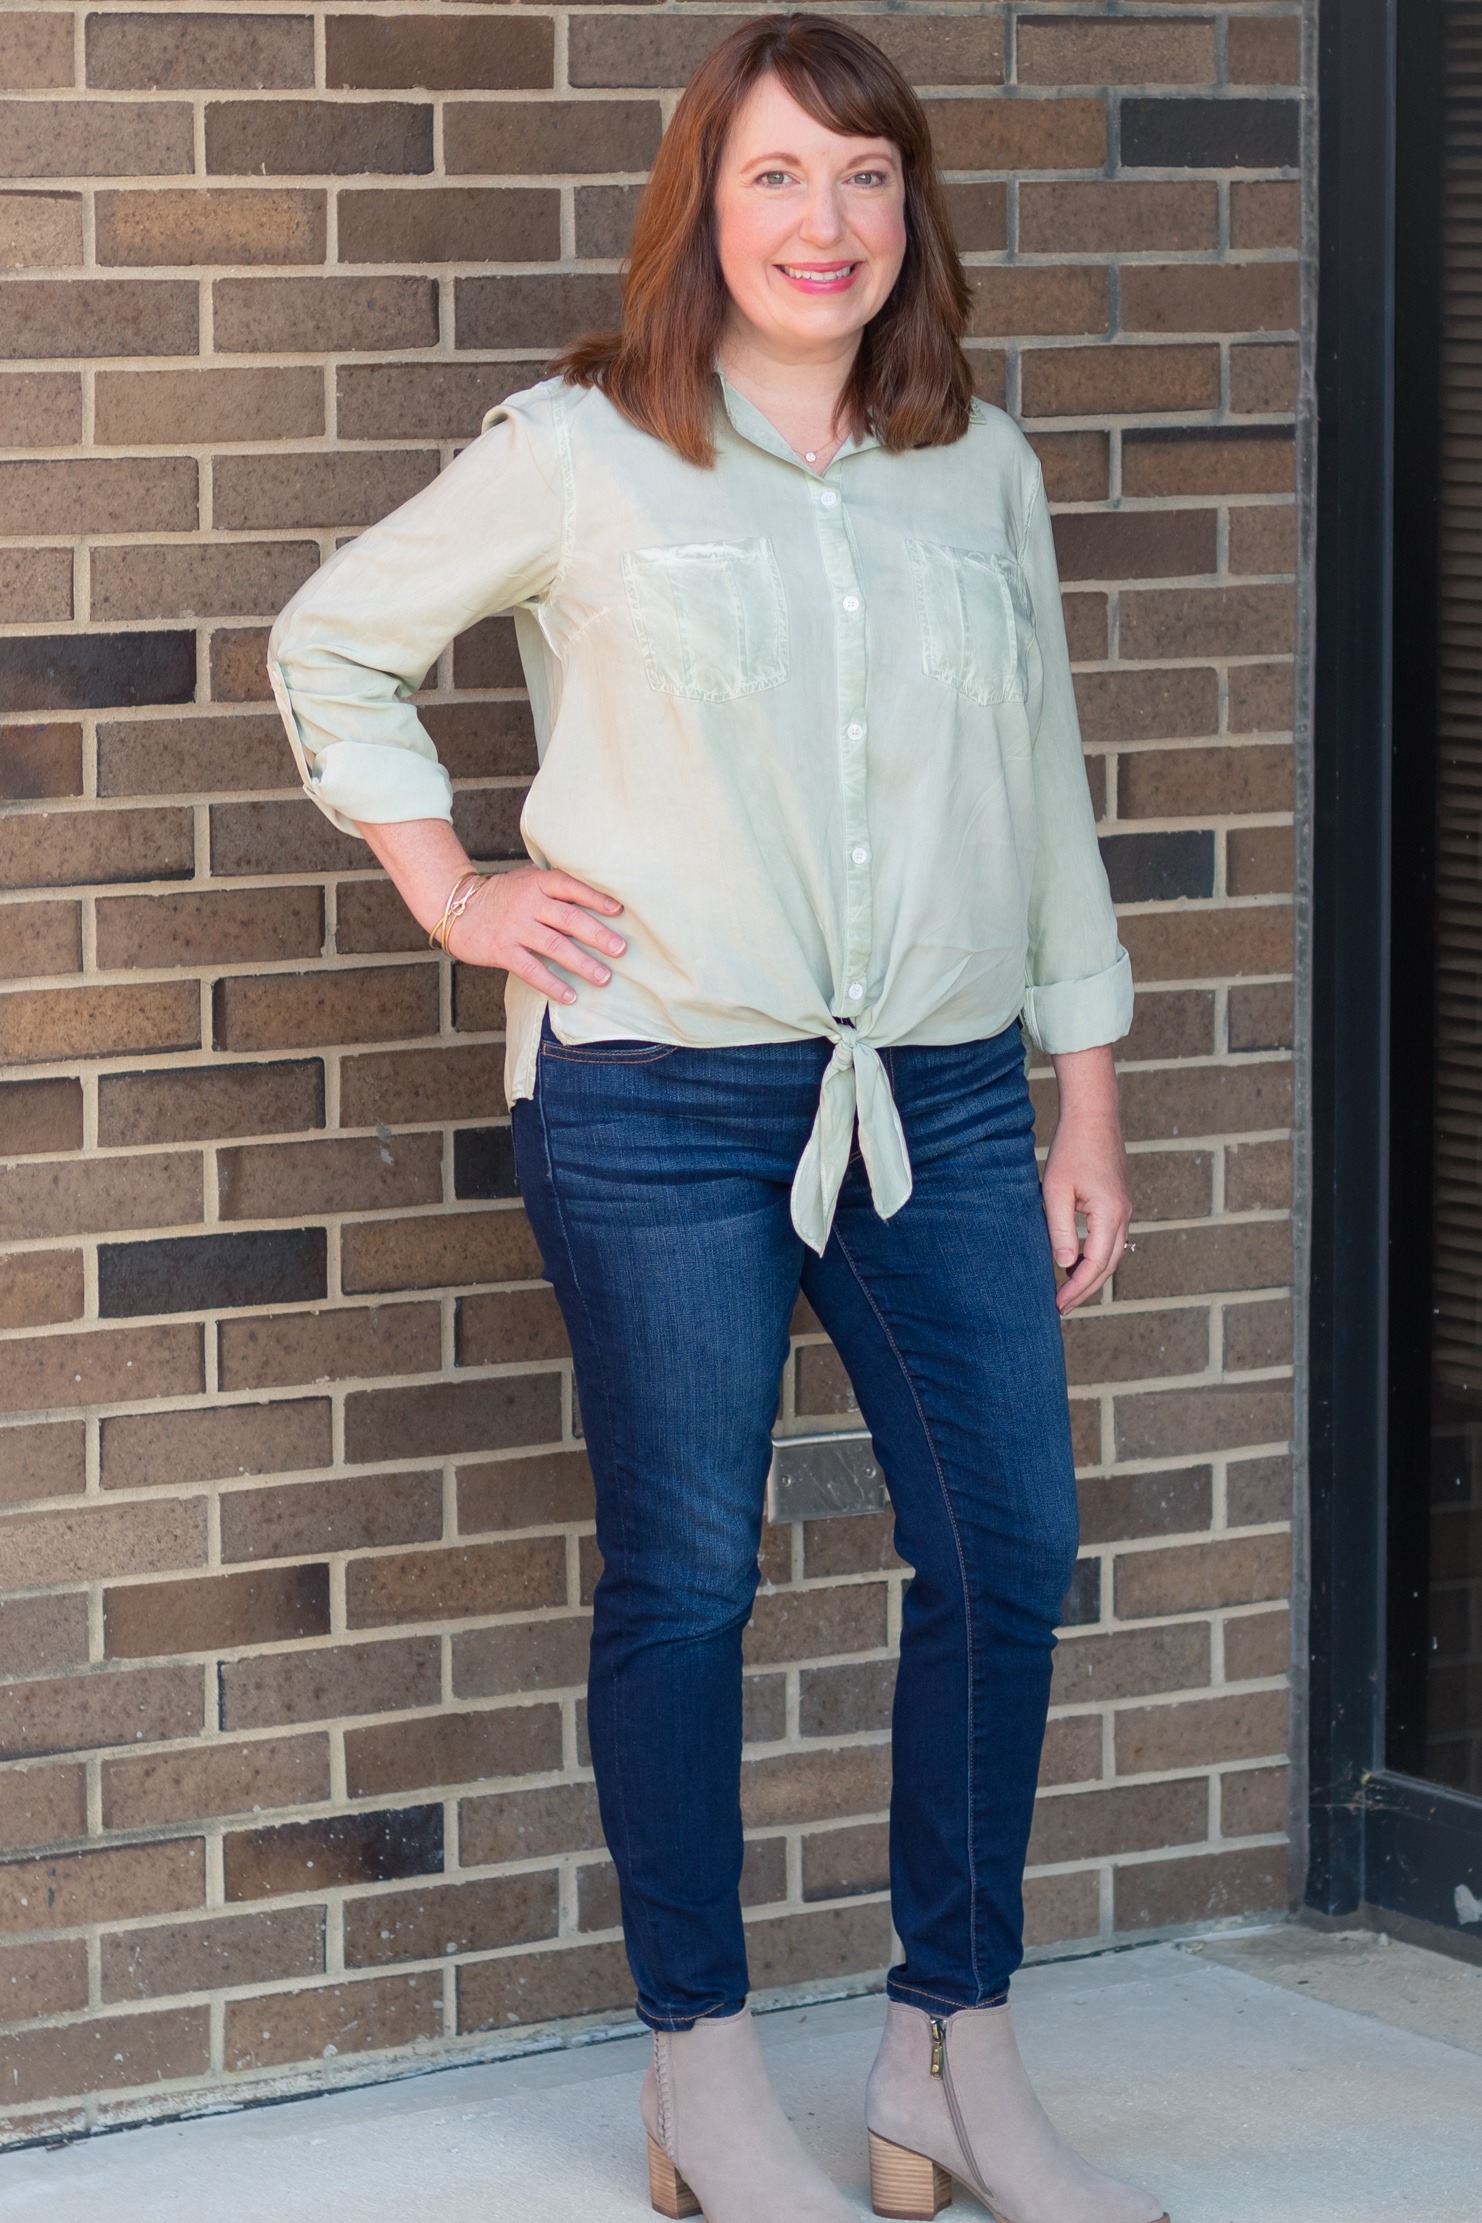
left=639, top=2004, right=857, bottom=2222
left=865, top=1999, right=1167, bottom=2223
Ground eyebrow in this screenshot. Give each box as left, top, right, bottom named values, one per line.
left=742, top=146, right=897, bottom=166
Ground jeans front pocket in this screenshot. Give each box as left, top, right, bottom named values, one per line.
left=907, top=538, right=1033, bottom=707
left=622, top=538, right=790, bottom=701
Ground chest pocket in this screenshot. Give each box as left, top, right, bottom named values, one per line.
left=907, top=538, right=1033, bottom=707
left=622, top=538, right=790, bottom=702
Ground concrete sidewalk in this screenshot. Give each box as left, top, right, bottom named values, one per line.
left=2, top=1931, right=1479, bottom=2221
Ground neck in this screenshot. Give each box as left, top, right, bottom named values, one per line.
left=716, top=321, right=862, bottom=441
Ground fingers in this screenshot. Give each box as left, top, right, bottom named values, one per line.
left=528, top=921, right=614, bottom=987
left=540, top=870, right=623, bottom=915
left=1055, top=1197, right=1132, bottom=1315
left=505, top=949, right=580, bottom=1004
left=1041, top=1169, right=1081, bottom=1276
left=538, top=897, right=626, bottom=958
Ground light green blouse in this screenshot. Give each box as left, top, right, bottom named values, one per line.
left=268, top=373, right=1131, bottom=1253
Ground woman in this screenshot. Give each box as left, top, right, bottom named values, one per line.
left=269, top=18, right=1164, bottom=2223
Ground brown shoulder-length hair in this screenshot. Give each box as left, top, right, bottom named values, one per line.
left=553, top=14, right=974, bottom=466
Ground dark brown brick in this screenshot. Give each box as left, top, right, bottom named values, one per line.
left=0, top=1603, right=85, bottom=1700
left=339, top=1042, right=508, bottom=1127
left=338, top=184, right=558, bottom=264
left=212, top=449, right=436, bottom=532
left=95, top=365, right=324, bottom=445
left=1115, top=1220, right=1290, bottom=1301
left=345, top=1536, right=566, bottom=1627
left=0, top=547, right=70, bottom=622
left=98, top=1062, right=322, bottom=1149
left=1230, top=342, right=1299, bottom=415
left=750, top=1900, right=897, bottom=1990
left=0, top=2007, right=209, bottom=2104
left=745, top=1584, right=888, bottom=1667
left=344, top=1704, right=561, bottom=1799
left=1052, top=1621, right=1210, bottom=1707
left=87, top=14, right=313, bottom=90
left=1062, top=1306, right=1207, bottom=1386
left=457, top=1287, right=568, bottom=1367
left=91, top=541, right=318, bottom=624
left=218, top=1133, right=442, bottom=1222
left=327, top=15, right=552, bottom=91
left=0, top=1251, right=84, bottom=1332
left=1114, top=1844, right=1287, bottom=1931
left=0, top=1938, right=88, bottom=2023
left=444, top=99, right=661, bottom=176
left=455, top=1449, right=595, bottom=1538
left=1021, top=179, right=1217, bottom=255
left=1122, top=427, right=1295, bottom=498
left=214, top=967, right=439, bottom=1054
left=1074, top=666, right=1219, bottom=746
left=1228, top=16, right=1303, bottom=87
left=1029, top=1778, right=1207, bottom=1865
left=1114, top=1383, right=1292, bottom=1463
left=801, top=1512, right=902, bottom=1578
left=1229, top=983, right=1293, bottom=1053
left=0, top=723, right=82, bottom=802
left=95, top=188, right=324, bottom=267
left=0, top=277, right=196, bottom=360
left=966, top=266, right=1109, bottom=339
left=0, top=1322, right=203, bottom=1419
left=924, top=94, right=1105, bottom=171
left=104, top=1565, right=330, bottom=1661
left=0, top=14, right=74, bottom=89
left=1118, top=743, right=1293, bottom=819
left=1027, top=431, right=1109, bottom=504
left=1229, top=506, right=1298, bottom=577
left=346, top=1871, right=557, bottom=1972
left=452, top=962, right=509, bottom=1034
left=1121, top=264, right=1300, bottom=338
left=225, top=1971, right=439, bottom=2070
left=0, top=367, right=80, bottom=441
left=1017, top=16, right=1215, bottom=85
left=102, top=1733, right=331, bottom=1829
left=97, top=712, right=296, bottom=801
left=0, top=1758, right=86, bottom=1852
left=1053, top=508, right=1215, bottom=582
left=1078, top=1465, right=1212, bottom=1546
left=1232, top=180, right=1301, bottom=250
left=0, top=1419, right=84, bottom=1508
left=1227, top=1451, right=1292, bottom=1527
left=206, top=99, right=433, bottom=177
left=1229, top=661, right=1295, bottom=735
left=458, top=1938, right=630, bottom=2031
left=220, top=1637, right=441, bottom=1732
left=802, top=1820, right=889, bottom=1903
left=942, top=180, right=1007, bottom=254
left=1119, top=904, right=1292, bottom=983
left=1118, top=1063, right=1292, bottom=1146
left=0, top=1076, right=82, bottom=1157
left=1119, top=585, right=1295, bottom=662
left=208, top=798, right=363, bottom=877
left=1227, top=827, right=1294, bottom=897
left=0, top=893, right=79, bottom=982
left=0, top=804, right=192, bottom=890
left=336, top=360, right=545, bottom=441
left=101, top=1399, right=330, bottom=1492
left=102, top=1906, right=324, bottom=2002
left=1023, top=1870, right=1100, bottom=1947
left=1022, top=344, right=1221, bottom=419
left=96, top=886, right=322, bottom=972
left=1225, top=1608, right=1290, bottom=1683
left=455, top=272, right=623, bottom=351
left=460, top=1781, right=602, bottom=1866
left=798, top=1659, right=896, bottom=1739
left=0, top=100, right=194, bottom=180
left=219, top=1302, right=441, bottom=1394
left=1116, top=1689, right=1288, bottom=1777
left=1115, top=1533, right=1291, bottom=1619
left=1220, top=1762, right=1288, bottom=1838
left=341, top=1206, right=543, bottom=1295
left=741, top=1744, right=891, bottom=1828
left=1040, top=1713, right=1103, bottom=1787
left=452, top=1614, right=591, bottom=1699
left=220, top=1469, right=441, bottom=1563
left=208, top=623, right=272, bottom=704
left=0, top=1838, right=204, bottom=1930
left=214, top=274, right=438, bottom=354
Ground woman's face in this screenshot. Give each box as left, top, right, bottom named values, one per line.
left=713, top=74, right=908, bottom=362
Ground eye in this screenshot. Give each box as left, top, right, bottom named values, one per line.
left=755, top=169, right=795, bottom=187
left=848, top=168, right=891, bottom=188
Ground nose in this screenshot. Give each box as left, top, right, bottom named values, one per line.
left=797, top=181, right=847, bottom=249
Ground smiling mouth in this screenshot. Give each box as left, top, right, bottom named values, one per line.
left=777, top=262, right=861, bottom=288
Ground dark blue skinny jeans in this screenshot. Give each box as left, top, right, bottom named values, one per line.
left=512, top=1018, right=1079, bottom=2032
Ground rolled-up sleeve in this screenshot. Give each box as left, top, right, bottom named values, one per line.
left=267, top=395, right=566, bottom=837
left=1015, top=463, right=1134, bottom=1054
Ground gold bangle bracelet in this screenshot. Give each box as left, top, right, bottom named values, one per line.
left=428, top=870, right=487, bottom=953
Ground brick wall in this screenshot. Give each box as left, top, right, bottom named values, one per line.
left=0, top=1, right=1302, bottom=2141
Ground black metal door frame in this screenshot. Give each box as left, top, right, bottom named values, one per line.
left=1308, top=0, right=1482, bottom=1944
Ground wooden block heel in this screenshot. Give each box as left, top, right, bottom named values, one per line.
left=647, top=2133, right=702, bottom=2219
left=868, top=2129, right=954, bottom=2220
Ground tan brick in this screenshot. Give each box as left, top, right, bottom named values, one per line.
left=214, top=275, right=438, bottom=355
left=0, top=456, right=196, bottom=537
left=212, top=449, right=436, bottom=532
left=0, top=1839, right=204, bottom=1932
left=1229, top=660, right=1295, bottom=734
left=225, top=1971, right=439, bottom=2071
left=0, top=100, right=194, bottom=179
left=1118, top=743, right=1292, bottom=819
left=344, top=1704, right=561, bottom=1799
left=1022, top=344, right=1221, bottom=418
left=0, top=1249, right=83, bottom=1332
left=1020, top=180, right=1217, bottom=254
left=0, top=14, right=74, bottom=89
left=0, top=1759, right=86, bottom=1852
left=456, top=1448, right=594, bottom=1535
left=2, top=1496, right=206, bottom=1590
left=1225, top=1607, right=1290, bottom=1683
left=801, top=1512, right=903, bottom=1579
left=0, top=366, right=79, bottom=440
left=1052, top=1622, right=1210, bottom=1707
left=102, top=1905, right=324, bottom=2003
left=966, top=265, right=1108, bottom=338
left=444, top=98, right=661, bottom=176
left=1229, top=506, right=1298, bottom=577
left=208, top=624, right=272, bottom=704
left=0, top=1661, right=203, bottom=1764
left=0, top=276, right=196, bottom=360
left=741, top=1744, right=891, bottom=1829
left=345, top=1872, right=557, bottom=1973
left=205, top=100, right=432, bottom=178
left=104, top=1565, right=329, bottom=1661
left=1018, top=17, right=1215, bottom=85
left=220, top=1470, right=441, bottom=1563
left=1115, top=1689, right=1288, bottom=1776
left=0, top=546, right=70, bottom=622
left=328, top=13, right=552, bottom=91
left=0, top=1418, right=84, bottom=1508
left=0, top=1591, right=88, bottom=1678
left=1118, top=905, right=1292, bottom=983
left=96, top=188, right=325, bottom=267
left=91, top=542, right=318, bottom=624
left=1115, top=1533, right=1291, bottom=1619
left=744, top=1584, right=888, bottom=1667
left=1023, top=1868, right=1100, bottom=1947
left=217, top=1302, right=438, bottom=1394
left=1229, top=179, right=1301, bottom=252
left=459, top=1781, right=602, bottom=1867
left=0, top=900, right=80, bottom=981
left=1061, top=1305, right=1206, bottom=1386
left=86, top=13, right=313, bottom=91
left=0, top=1937, right=88, bottom=2023
left=102, top=1733, right=331, bottom=1829
left=1228, top=17, right=1302, bottom=87
left=1114, top=1844, right=1287, bottom=1931
left=1226, top=1140, right=1292, bottom=1215
left=213, top=966, right=439, bottom=1053
left=345, top=1536, right=566, bottom=1628
left=0, top=1322, right=203, bottom=1419
left=1220, top=1762, right=1288, bottom=1838
left=341, top=1206, right=542, bottom=1295
left=95, top=366, right=324, bottom=446
left=452, top=1614, right=590, bottom=1700
left=101, top=1398, right=330, bottom=1490
left=1230, top=342, right=1299, bottom=414
left=0, top=2006, right=210, bottom=2105
left=1029, top=1778, right=1206, bottom=1864
left=458, top=1938, right=631, bottom=2031
left=220, top=1636, right=440, bottom=1732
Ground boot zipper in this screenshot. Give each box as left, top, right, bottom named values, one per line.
left=931, top=2017, right=991, bottom=2209
left=929, top=2018, right=946, bottom=2078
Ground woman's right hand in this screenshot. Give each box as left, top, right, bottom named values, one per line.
left=447, top=865, right=626, bottom=1003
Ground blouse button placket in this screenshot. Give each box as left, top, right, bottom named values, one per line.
left=813, top=477, right=874, bottom=1022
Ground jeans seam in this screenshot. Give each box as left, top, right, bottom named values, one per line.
left=830, top=1223, right=985, bottom=2004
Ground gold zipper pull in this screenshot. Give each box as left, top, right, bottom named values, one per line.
left=929, top=2018, right=946, bottom=2078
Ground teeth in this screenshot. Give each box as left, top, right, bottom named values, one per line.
left=782, top=265, right=853, bottom=283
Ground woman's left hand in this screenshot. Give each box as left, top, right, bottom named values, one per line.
left=1042, top=1044, right=1133, bottom=1315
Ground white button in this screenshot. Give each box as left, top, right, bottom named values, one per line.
left=820, top=489, right=838, bottom=508
left=842, top=595, right=860, bottom=612
left=847, top=981, right=865, bottom=1000
left=851, top=845, right=869, bottom=865
left=846, top=721, right=865, bottom=740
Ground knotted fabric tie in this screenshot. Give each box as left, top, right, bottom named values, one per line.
left=789, top=1030, right=914, bottom=1254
